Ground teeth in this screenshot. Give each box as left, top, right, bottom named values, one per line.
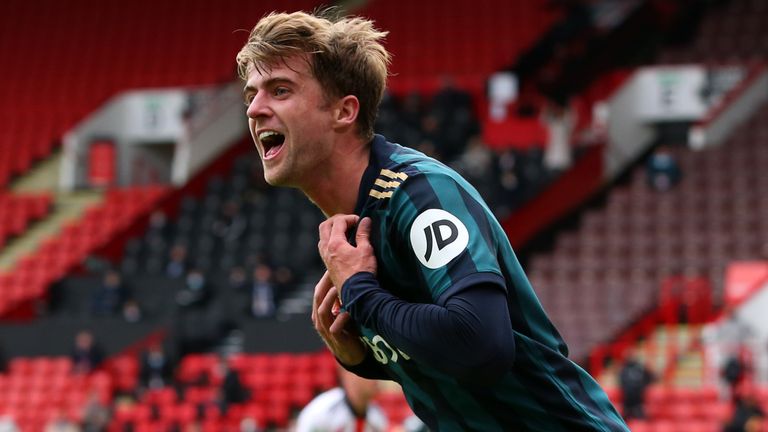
left=259, top=131, right=280, bottom=141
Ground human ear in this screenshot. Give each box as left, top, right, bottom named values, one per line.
left=334, top=95, right=359, bottom=129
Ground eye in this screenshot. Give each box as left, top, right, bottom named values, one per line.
left=273, top=87, right=290, bottom=97
left=244, top=94, right=255, bottom=107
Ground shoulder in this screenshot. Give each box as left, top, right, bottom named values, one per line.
left=297, top=388, right=345, bottom=423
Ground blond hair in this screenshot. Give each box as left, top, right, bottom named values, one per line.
left=236, top=11, right=390, bottom=141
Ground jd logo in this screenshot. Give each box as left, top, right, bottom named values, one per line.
left=423, top=220, right=458, bottom=261
left=410, top=209, right=469, bottom=269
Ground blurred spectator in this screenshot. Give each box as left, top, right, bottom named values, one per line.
left=122, top=299, right=143, bottom=323
left=0, top=340, right=7, bottom=373
left=90, top=269, right=128, bottom=316
left=71, top=330, right=104, bottom=374
left=227, top=266, right=249, bottom=292
left=722, top=354, right=747, bottom=402
left=296, top=367, right=387, bottom=432
left=618, top=350, right=655, bottom=420
left=429, top=76, right=478, bottom=162
left=81, top=390, right=109, bottom=432
left=645, top=146, right=682, bottom=192
left=452, top=135, right=497, bottom=202
left=166, top=244, right=190, bottom=279
left=542, top=99, right=575, bottom=172
left=400, top=91, right=426, bottom=146
left=147, top=210, right=169, bottom=238
left=239, top=416, right=263, bottom=432
left=0, top=415, right=19, bottom=432
left=488, top=71, right=518, bottom=120
left=212, top=200, right=247, bottom=243
left=495, top=150, right=525, bottom=217
left=413, top=138, right=440, bottom=160
left=708, top=308, right=755, bottom=401
left=250, top=264, right=276, bottom=318
left=139, top=342, right=175, bottom=391
left=273, top=265, right=295, bottom=293
left=725, top=393, right=765, bottom=432
left=44, top=409, right=79, bottom=432
left=176, top=269, right=211, bottom=308
left=213, top=356, right=249, bottom=414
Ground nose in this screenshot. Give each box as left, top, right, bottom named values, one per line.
left=246, top=92, right=271, bottom=120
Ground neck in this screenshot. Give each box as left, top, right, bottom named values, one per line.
left=302, top=136, right=371, bottom=217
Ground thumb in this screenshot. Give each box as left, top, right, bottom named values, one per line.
left=356, top=217, right=372, bottom=247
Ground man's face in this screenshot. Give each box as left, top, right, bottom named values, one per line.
left=243, top=55, right=337, bottom=188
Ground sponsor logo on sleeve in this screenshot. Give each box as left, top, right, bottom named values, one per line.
left=409, top=209, right=469, bottom=269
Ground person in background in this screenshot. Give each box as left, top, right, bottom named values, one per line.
left=139, top=342, right=175, bottom=391
left=166, top=244, right=190, bottom=279
left=175, top=268, right=211, bottom=308
left=213, top=356, right=249, bottom=414
left=90, top=269, right=128, bottom=316
left=71, top=330, right=104, bottom=374
left=227, top=266, right=249, bottom=292
left=122, top=299, right=143, bottom=323
left=645, top=146, right=682, bottom=192
left=80, top=390, right=109, bottom=432
left=0, top=414, right=20, bottom=432
left=0, top=340, right=7, bottom=373
left=295, top=367, right=387, bottom=432
left=618, top=349, right=655, bottom=420
left=44, top=409, right=79, bottom=432
left=725, top=388, right=765, bottom=432
left=250, top=263, right=276, bottom=318
left=541, top=99, right=575, bottom=172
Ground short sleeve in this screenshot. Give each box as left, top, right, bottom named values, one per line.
left=386, top=172, right=505, bottom=302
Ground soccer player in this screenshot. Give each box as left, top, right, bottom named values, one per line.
left=236, top=11, right=628, bottom=431
left=295, top=367, right=388, bottom=432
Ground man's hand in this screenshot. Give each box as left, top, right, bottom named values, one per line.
left=318, top=215, right=377, bottom=293
left=311, top=271, right=367, bottom=366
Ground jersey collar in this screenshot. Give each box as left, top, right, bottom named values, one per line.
left=353, top=134, right=393, bottom=215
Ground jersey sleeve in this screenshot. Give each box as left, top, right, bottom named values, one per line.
left=386, top=171, right=506, bottom=302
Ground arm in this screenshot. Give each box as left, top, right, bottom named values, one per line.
left=342, top=272, right=515, bottom=384
left=315, top=216, right=392, bottom=380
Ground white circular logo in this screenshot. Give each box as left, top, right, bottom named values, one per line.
left=409, top=209, right=469, bottom=269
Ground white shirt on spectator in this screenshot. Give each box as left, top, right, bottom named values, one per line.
left=295, top=387, right=388, bottom=432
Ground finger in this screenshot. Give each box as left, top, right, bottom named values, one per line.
left=355, top=217, right=372, bottom=248
left=318, top=219, right=332, bottom=250
left=329, top=311, right=352, bottom=334
left=317, top=286, right=340, bottom=329
left=312, top=272, right=333, bottom=324
left=329, top=214, right=359, bottom=242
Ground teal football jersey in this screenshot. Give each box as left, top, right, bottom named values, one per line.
left=345, top=136, right=628, bottom=431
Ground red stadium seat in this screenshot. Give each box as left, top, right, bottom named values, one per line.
left=144, top=388, right=178, bottom=407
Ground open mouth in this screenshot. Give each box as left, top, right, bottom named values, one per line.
left=258, top=131, right=285, bottom=159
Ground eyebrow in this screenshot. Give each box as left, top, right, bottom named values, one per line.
left=243, top=77, right=295, bottom=97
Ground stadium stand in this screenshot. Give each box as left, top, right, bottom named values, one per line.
left=360, top=0, right=561, bottom=95
left=105, top=350, right=416, bottom=431
left=0, top=192, right=52, bottom=251
left=0, top=357, right=112, bottom=431
left=523, top=0, right=768, bottom=365
left=3, top=0, right=767, bottom=430
left=0, top=186, right=168, bottom=318
left=528, top=103, right=768, bottom=363
left=0, top=0, right=320, bottom=189
left=658, top=0, right=768, bottom=64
